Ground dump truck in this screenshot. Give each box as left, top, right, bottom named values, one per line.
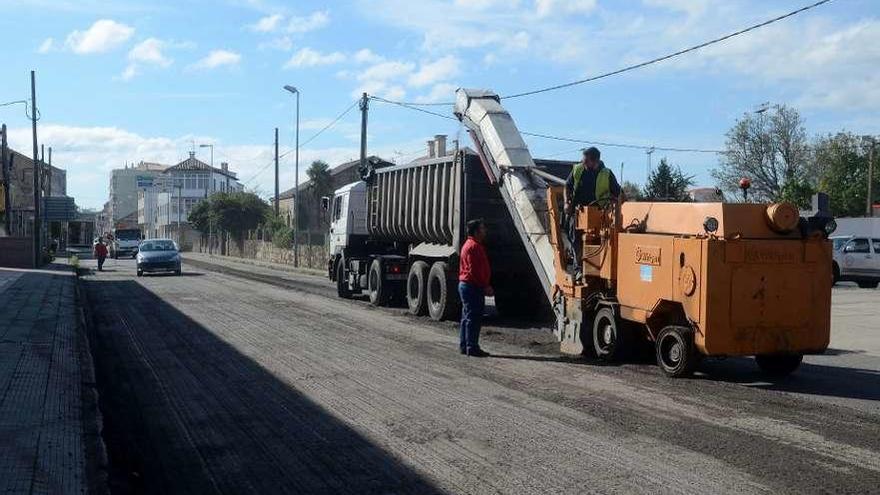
left=328, top=88, right=834, bottom=377
left=327, top=144, right=562, bottom=321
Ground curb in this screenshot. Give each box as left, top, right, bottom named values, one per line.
left=73, top=268, right=111, bottom=495
left=189, top=252, right=326, bottom=277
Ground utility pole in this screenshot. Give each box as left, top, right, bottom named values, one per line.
left=274, top=127, right=279, bottom=216
left=294, top=89, right=300, bottom=268
left=868, top=139, right=876, bottom=217
left=47, top=147, right=52, bottom=197
left=1, top=124, right=10, bottom=235
left=645, top=147, right=655, bottom=180
left=359, top=93, right=369, bottom=173
left=30, top=71, right=40, bottom=267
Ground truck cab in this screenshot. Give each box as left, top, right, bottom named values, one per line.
left=328, top=181, right=368, bottom=259
left=110, top=228, right=142, bottom=259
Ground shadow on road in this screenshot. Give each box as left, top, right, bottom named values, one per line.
left=699, top=357, right=880, bottom=402
left=84, top=278, right=441, bottom=494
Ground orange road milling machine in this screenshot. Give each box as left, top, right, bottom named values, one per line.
left=454, top=88, right=836, bottom=377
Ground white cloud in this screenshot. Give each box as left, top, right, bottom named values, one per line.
left=37, top=37, right=54, bottom=54
left=284, top=47, right=345, bottom=68
left=65, top=19, right=134, bottom=54
left=407, top=56, right=460, bottom=87
left=120, top=38, right=173, bottom=81
left=535, top=0, right=597, bottom=18
left=286, top=11, right=329, bottom=33
left=258, top=36, right=293, bottom=51
left=414, top=83, right=458, bottom=104
left=354, top=48, right=384, bottom=64
left=249, top=13, right=283, bottom=32
left=192, top=49, right=242, bottom=69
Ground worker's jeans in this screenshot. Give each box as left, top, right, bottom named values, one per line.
left=97, top=256, right=106, bottom=271
left=458, top=282, right=485, bottom=353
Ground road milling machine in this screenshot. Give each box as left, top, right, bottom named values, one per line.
left=454, top=88, right=835, bottom=377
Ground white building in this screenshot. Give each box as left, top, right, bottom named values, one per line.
left=108, top=162, right=167, bottom=230
left=136, top=152, right=242, bottom=247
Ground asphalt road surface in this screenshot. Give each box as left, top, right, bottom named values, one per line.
left=82, top=256, right=880, bottom=494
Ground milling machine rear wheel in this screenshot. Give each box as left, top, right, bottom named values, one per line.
left=592, top=307, right=631, bottom=361
left=406, top=261, right=429, bottom=316
left=755, top=354, right=803, bottom=377
left=655, top=326, right=699, bottom=378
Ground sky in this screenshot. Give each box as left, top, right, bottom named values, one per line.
left=1, top=0, right=878, bottom=210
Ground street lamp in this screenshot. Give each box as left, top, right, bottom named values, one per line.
left=283, top=85, right=300, bottom=267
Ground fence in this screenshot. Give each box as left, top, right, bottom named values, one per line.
left=197, top=230, right=329, bottom=271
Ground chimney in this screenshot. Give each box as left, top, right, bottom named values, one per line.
left=188, top=151, right=196, bottom=159
left=221, top=162, right=229, bottom=173
left=435, top=134, right=447, bottom=157
left=427, top=140, right=436, bottom=158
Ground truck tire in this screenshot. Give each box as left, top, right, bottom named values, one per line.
left=427, top=261, right=460, bottom=321
left=368, top=259, right=391, bottom=306
left=857, top=280, right=879, bottom=289
left=336, top=258, right=352, bottom=299
left=407, top=261, right=429, bottom=316
left=655, top=326, right=699, bottom=378
left=592, top=307, right=631, bottom=362
left=755, top=354, right=803, bottom=377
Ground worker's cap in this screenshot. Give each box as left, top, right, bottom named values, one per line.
left=581, top=147, right=601, bottom=160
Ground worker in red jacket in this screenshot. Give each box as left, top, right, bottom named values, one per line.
left=94, top=239, right=108, bottom=271
left=458, top=219, right=494, bottom=357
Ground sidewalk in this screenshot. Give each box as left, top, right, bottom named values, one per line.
left=0, top=262, right=104, bottom=494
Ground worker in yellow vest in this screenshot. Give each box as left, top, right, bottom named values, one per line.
left=564, top=147, right=621, bottom=280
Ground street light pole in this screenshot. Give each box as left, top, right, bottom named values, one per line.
left=283, top=85, right=300, bottom=267
left=30, top=71, right=40, bottom=268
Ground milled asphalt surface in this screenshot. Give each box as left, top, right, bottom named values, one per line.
left=81, top=255, right=880, bottom=494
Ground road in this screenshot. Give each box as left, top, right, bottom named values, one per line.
left=82, top=256, right=880, bottom=494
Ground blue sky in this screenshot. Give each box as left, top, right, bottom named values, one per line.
left=1, top=0, right=878, bottom=209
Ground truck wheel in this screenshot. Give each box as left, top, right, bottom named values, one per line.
left=655, top=326, right=699, bottom=378
left=368, top=259, right=391, bottom=306
left=336, top=258, right=352, bottom=299
left=592, top=307, right=631, bottom=361
left=407, top=261, right=429, bottom=316
left=857, top=280, right=879, bottom=289
left=427, top=261, right=460, bottom=321
left=755, top=354, right=803, bottom=377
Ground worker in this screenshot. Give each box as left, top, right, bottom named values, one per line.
left=458, top=219, right=493, bottom=358
left=94, top=239, right=108, bottom=272
left=564, top=147, right=621, bottom=280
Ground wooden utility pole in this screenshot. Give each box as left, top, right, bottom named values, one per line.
left=868, top=139, right=876, bottom=217
left=1, top=124, right=10, bottom=234
left=359, top=93, right=369, bottom=174
left=274, top=127, right=279, bottom=216
left=47, top=146, right=52, bottom=197
left=31, top=71, right=40, bottom=267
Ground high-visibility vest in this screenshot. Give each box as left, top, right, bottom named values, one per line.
left=572, top=164, right=612, bottom=206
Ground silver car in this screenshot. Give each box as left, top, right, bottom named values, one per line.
left=136, top=239, right=182, bottom=277
left=831, top=235, right=880, bottom=288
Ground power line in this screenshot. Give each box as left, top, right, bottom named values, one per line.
left=369, top=95, right=457, bottom=121
left=502, top=0, right=834, bottom=99
left=244, top=99, right=360, bottom=186
left=520, top=131, right=722, bottom=154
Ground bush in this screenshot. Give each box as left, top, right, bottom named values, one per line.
left=272, top=226, right=294, bottom=249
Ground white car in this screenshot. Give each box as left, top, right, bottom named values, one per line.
left=831, top=235, right=880, bottom=288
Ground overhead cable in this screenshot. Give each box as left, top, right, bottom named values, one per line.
left=502, top=0, right=834, bottom=99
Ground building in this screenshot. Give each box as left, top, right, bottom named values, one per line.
left=276, top=155, right=394, bottom=233
left=2, top=149, right=67, bottom=237
left=135, top=152, right=243, bottom=247
left=107, top=161, right=168, bottom=232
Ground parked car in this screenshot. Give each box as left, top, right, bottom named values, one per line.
left=831, top=235, right=880, bottom=288
left=136, top=239, right=181, bottom=277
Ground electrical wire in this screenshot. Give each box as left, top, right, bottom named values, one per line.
left=0, top=99, right=40, bottom=120
left=369, top=95, right=457, bottom=121
left=502, top=0, right=834, bottom=99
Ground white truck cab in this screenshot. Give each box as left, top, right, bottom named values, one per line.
left=328, top=181, right=368, bottom=257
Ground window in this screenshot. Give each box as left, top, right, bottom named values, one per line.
left=333, top=195, right=343, bottom=221
left=845, top=238, right=870, bottom=254
left=873, top=239, right=880, bottom=254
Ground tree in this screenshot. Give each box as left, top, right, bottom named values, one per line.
left=643, top=158, right=694, bottom=201
left=814, top=133, right=878, bottom=217
left=306, top=160, right=332, bottom=200
left=712, top=104, right=812, bottom=202
left=188, top=192, right=270, bottom=249
left=621, top=181, right=644, bottom=201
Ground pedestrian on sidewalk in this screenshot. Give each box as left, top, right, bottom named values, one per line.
left=94, top=239, right=108, bottom=271
left=458, top=219, right=493, bottom=358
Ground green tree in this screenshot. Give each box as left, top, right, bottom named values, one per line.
left=814, top=133, right=877, bottom=217
left=643, top=158, right=694, bottom=201
left=306, top=160, right=333, bottom=200
left=621, top=181, right=644, bottom=201
left=189, top=192, right=270, bottom=249
left=712, top=104, right=812, bottom=202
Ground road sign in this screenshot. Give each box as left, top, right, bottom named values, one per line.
left=136, top=175, right=154, bottom=188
